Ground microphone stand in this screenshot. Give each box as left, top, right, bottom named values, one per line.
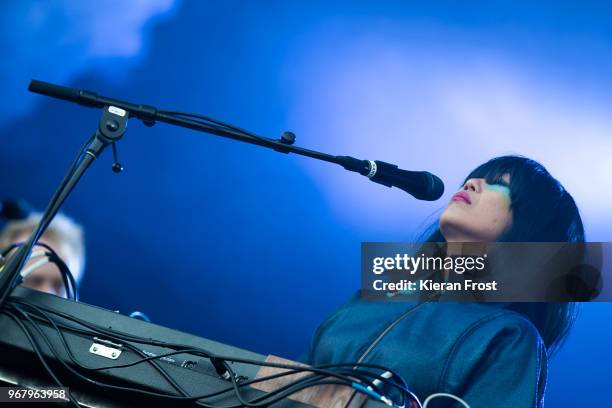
left=0, top=105, right=128, bottom=307
left=26, top=80, right=444, bottom=200
left=1, top=80, right=354, bottom=308
left=0, top=79, right=443, bottom=308
left=26, top=80, right=375, bottom=172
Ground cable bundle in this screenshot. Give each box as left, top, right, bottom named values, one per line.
left=1, top=242, right=77, bottom=301
left=1, top=295, right=423, bottom=408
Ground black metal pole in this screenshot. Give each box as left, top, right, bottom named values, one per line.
left=27, top=79, right=370, bottom=173
left=0, top=105, right=128, bottom=307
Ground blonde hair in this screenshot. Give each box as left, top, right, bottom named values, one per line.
left=0, top=213, right=85, bottom=284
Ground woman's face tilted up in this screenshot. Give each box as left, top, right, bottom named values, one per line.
left=439, top=175, right=513, bottom=242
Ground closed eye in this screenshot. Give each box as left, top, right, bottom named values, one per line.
left=485, top=176, right=510, bottom=188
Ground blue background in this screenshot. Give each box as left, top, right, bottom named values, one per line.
left=1, top=1, right=611, bottom=405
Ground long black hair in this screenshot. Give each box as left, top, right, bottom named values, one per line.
left=422, top=155, right=585, bottom=356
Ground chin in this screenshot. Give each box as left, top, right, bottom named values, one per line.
left=439, top=214, right=458, bottom=240
left=440, top=206, right=464, bottom=229
left=439, top=209, right=478, bottom=242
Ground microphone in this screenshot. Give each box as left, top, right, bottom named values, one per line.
left=28, top=79, right=445, bottom=200
left=337, top=156, right=444, bottom=201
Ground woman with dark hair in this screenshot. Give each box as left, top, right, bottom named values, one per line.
left=307, top=155, right=584, bottom=407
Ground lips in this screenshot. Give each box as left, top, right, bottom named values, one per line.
left=451, top=191, right=471, bottom=204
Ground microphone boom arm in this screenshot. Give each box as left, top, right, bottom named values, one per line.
left=28, top=79, right=444, bottom=200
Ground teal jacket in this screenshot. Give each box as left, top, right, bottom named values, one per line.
left=307, top=294, right=547, bottom=407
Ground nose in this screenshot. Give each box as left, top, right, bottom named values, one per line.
left=463, top=178, right=482, bottom=193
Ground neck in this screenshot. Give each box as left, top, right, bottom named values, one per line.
left=445, top=241, right=488, bottom=256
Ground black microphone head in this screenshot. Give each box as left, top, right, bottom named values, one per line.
left=366, top=161, right=445, bottom=201
left=382, top=167, right=444, bottom=201
left=421, top=172, right=445, bottom=201
left=0, top=199, right=32, bottom=220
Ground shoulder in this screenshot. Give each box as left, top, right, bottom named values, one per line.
left=434, top=304, right=548, bottom=406
left=419, top=302, right=543, bottom=348
left=422, top=303, right=545, bottom=372
left=448, top=303, right=543, bottom=348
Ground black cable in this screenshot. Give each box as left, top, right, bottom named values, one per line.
left=158, top=111, right=262, bottom=140
left=21, top=293, right=404, bottom=395
left=331, top=368, right=408, bottom=406
left=157, top=110, right=292, bottom=158
left=2, top=309, right=81, bottom=407
left=1, top=243, right=21, bottom=257
left=35, top=242, right=77, bottom=301
left=8, top=301, right=355, bottom=408
left=7, top=303, right=197, bottom=405
left=2, top=242, right=78, bottom=301
left=6, top=302, right=335, bottom=405
left=10, top=301, right=192, bottom=399
left=8, top=301, right=345, bottom=405
left=4, top=302, right=342, bottom=407
left=7, top=298, right=415, bottom=407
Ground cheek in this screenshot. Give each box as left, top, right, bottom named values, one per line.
left=481, top=198, right=512, bottom=230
